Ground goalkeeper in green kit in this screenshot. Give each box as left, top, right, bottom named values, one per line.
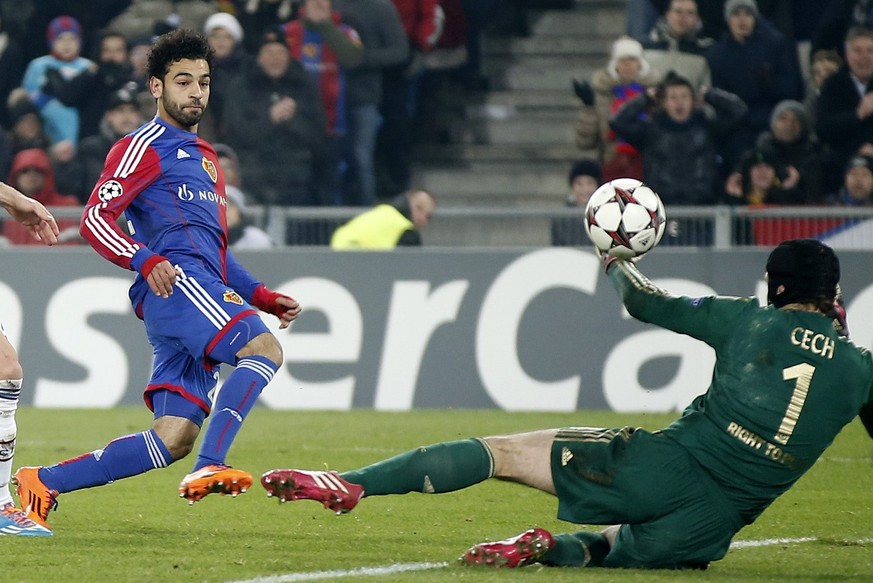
left=262, top=239, right=873, bottom=570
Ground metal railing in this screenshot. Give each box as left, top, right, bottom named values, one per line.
left=7, top=205, right=873, bottom=249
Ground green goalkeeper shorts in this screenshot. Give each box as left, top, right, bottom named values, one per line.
left=550, top=426, right=744, bottom=568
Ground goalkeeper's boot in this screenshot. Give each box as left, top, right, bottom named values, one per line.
left=0, top=502, right=52, bottom=536
left=459, top=528, right=555, bottom=568
left=178, top=464, right=253, bottom=504
left=261, top=469, right=364, bottom=515
left=12, top=467, right=58, bottom=530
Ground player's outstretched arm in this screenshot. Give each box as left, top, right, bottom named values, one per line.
left=0, top=181, right=60, bottom=245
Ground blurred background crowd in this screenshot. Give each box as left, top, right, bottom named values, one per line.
left=1, top=0, right=873, bottom=248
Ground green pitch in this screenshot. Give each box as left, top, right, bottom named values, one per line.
left=6, top=407, right=873, bottom=582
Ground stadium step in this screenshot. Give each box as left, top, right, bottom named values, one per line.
left=412, top=0, right=624, bottom=217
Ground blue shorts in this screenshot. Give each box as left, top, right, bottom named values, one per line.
left=140, top=266, right=270, bottom=423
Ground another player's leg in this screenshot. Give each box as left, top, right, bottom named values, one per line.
left=459, top=528, right=611, bottom=568
left=180, top=324, right=280, bottom=503
left=262, top=430, right=557, bottom=514
left=16, top=411, right=183, bottom=528
left=0, top=331, right=50, bottom=536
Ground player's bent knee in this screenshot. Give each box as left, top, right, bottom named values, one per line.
left=237, top=332, right=283, bottom=366
left=483, top=429, right=558, bottom=492
left=152, top=417, right=200, bottom=461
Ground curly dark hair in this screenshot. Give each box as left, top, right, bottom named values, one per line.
left=146, top=28, right=213, bottom=81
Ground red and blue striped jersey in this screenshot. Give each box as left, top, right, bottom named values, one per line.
left=284, top=14, right=360, bottom=135
left=80, top=116, right=262, bottom=309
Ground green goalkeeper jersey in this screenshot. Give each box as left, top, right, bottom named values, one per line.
left=609, top=260, right=873, bottom=524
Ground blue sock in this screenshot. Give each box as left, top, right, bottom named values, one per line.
left=193, top=355, right=277, bottom=470
left=39, top=429, right=172, bottom=493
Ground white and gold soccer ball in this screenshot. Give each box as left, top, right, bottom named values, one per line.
left=584, top=178, right=666, bottom=259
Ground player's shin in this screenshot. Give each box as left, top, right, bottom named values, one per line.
left=39, top=429, right=172, bottom=493
left=192, top=355, right=278, bottom=470
left=340, top=438, right=495, bottom=496
left=0, top=379, right=21, bottom=505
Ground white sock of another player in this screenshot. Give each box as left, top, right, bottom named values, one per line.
left=0, top=379, right=22, bottom=507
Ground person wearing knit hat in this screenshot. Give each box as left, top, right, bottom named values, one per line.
left=740, top=98, right=827, bottom=204
left=203, top=12, right=250, bottom=139
left=21, top=15, right=95, bottom=151
left=258, top=25, right=289, bottom=52
left=568, top=159, right=602, bottom=194
left=573, top=34, right=657, bottom=183
left=707, top=0, right=803, bottom=174
left=204, top=12, right=244, bottom=45
left=831, top=154, right=873, bottom=206
left=729, top=145, right=798, bottom=206
left=724, top=0, right=758, bottom=21
left=551, top=159, right=603, bottom=246
left=607, top=36, right=650, bottom=81
left=46, top=16, right=82, bottom=56
left=769, top=100, right=809, bottom=136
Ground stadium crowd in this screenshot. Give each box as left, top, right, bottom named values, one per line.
left=1, top=1, right=872, bottom=247
left=0, top=0, right=518, bottom=246
left=553, top=0, right=873, bottom=246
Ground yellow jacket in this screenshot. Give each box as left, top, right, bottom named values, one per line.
left=331, top=204, right=414, bottom=250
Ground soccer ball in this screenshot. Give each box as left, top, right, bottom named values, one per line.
left=584, top=178, right=666, bottom=259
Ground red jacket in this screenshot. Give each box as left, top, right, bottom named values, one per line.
left=390, top=0, right=441, bottom=52
left=4, top=148, right=80, bottom=245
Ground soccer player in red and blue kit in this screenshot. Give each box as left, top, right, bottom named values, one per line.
left=12, top=28, right=300, bottom=533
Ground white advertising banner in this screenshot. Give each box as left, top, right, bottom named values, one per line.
left=3, top=247, right=872, bottom=412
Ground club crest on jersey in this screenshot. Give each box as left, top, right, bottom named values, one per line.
left=202, top=157, right=218, bottom=183
left=98, top=179, right=124, bottom=202
left=222, top=290, right=243, bottom=305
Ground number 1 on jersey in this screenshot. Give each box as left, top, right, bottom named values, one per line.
left=775, top=363, right=815, bottom=445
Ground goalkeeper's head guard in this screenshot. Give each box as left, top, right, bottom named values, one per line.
left=766, top=239, right=840, bottom=309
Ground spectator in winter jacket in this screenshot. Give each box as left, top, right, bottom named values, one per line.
left=705, top=0, right=805, bottom=171
left=551, top=159, right=602, bottom=247
left=68, top=31, right=138, bottom=140
left=729, top=100, right=828, bottom=204
left=642, top=0, right=714, bottom=91
left=378, top=0, right=442, bottom=197
left=829, top=153, right=873, bottom=205
left=285, top=0, right=364, bottom=204
left=1, top=95, right=50, bottom=176
left=804, top=49, right=843, bottom=127
left=333, top=0, right=409, bottom=205
left=725, top=145, right=799, bottom=207
left=66, top=87, right=144, bottom=203
left=610, top=72, right=747, bottom=245
left=202, top=12, right=252, bottom=142
left=574, top=36, right=659, bottom=182
left=21, top=16, right=95, bottom=157
left=610, top=72, right=746, bottom=206
left=221, top=26, right=328, bottom=207
left=2, top=147, right=80, bottom=245
left=816, top=26, right=873, bottom=190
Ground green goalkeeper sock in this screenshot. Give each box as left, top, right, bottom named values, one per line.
left=340, top=438, right=494, bottom=496
left=541, top=531, right=610, bottom=567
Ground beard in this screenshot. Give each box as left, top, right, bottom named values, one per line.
left=162, top=95, right=204, bottom=128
